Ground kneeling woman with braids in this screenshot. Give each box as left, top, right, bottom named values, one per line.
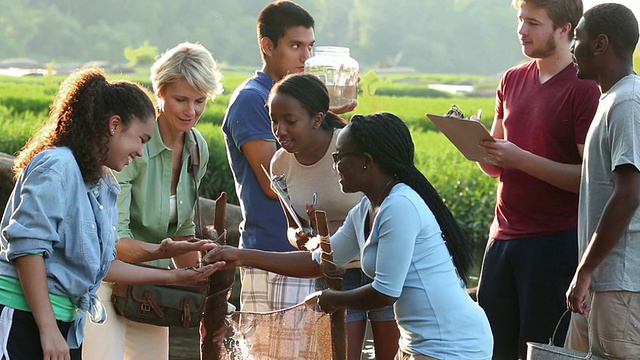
left=204, top=112, right=493, bottom=359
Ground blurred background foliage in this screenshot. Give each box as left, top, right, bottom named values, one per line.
left=0, top=0, right=525, bottom=75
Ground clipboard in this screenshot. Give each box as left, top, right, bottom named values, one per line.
left=426, top=113, right=495, bottom=161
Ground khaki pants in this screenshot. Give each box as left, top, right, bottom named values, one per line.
left=394, top=348, right=437, bottom=360
left=565, top=291, right=640, bottom=360
left=83, top=282, right=169, bottom=360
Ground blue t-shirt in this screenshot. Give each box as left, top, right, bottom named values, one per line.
left=322, top=183, right=493, bottom=359
left=221, top=71, right=292, bottom=252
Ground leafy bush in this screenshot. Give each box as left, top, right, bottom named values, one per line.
left=0, top=106, right=45, bottom=154
left=124, top=41, right=158, bottom=67
left=194, top=123, right=237, bottom=204
left=355, top=94, right=495, bottom=131
left=412, top=131, right=495, bottom=273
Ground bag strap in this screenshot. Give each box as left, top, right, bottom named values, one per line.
left=188, top=129, right=203, bottom=238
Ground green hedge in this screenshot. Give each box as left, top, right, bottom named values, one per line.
left=373, top=84, right=452, bottom=98
left=0, top=112, right=496, bottom=268
left=0, top=74, right=499, bottom=274
left=0, top=72, right=497, bottom=131
left=0, top=112, right=239, bottom=204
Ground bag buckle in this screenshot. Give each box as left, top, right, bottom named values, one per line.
left=141, top=303, right=151, bottom=312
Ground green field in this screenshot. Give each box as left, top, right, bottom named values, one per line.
left=0, top=71, right=498, bottom=277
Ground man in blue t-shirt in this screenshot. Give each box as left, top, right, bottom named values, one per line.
left=222, top=1, right=317, bottom=311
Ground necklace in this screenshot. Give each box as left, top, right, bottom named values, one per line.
left=372, top=178, right=397, bottom=208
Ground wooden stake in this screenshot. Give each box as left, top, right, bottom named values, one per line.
left=200, top=192, right=235, bottom=359
left=315, top=210, right=346, bottom=360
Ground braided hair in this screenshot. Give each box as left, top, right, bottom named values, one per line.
left=349, top=112, right=474, bottom=283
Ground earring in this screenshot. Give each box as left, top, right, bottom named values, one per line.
left=363, top=165, right=367, bottom=169
left=110, top=128, right=115, bottom=135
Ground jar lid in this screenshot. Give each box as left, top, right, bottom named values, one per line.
left=314, top=46, right=350, bottom=54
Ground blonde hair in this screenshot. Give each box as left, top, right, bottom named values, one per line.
left=150, top=42, right=223, bottom=100
left=511, top=0, right=583, bottom=33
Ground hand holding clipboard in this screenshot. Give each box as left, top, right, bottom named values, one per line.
left=426, top=106, right=495, bottom=161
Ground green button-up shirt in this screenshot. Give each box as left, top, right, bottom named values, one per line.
left=113, top=124, right=209, bottom=266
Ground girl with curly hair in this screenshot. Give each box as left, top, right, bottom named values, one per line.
left=0, top=68, right=223, bottom=360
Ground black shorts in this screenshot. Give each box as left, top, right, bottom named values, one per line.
left=0, top=305, right=82, bottom=360
left=476, top=230, right=578, bottom=360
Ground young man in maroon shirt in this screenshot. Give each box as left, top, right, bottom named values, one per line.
left=476, top=0, right=600, bottom=358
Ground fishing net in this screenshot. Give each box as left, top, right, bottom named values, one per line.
left=213, top=211, right=346, bottom=360
left=220, top=303, right=342, bottom=359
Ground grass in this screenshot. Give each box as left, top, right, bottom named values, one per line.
left=0, top=71, right=500, bottom=276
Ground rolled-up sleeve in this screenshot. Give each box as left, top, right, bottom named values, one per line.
left=3, top=166, right=67, bottom=261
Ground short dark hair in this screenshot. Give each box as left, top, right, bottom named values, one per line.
left=257, top=1, right=314, bottom=48
left=512, top=0, right=583, bottom=34
left=269, top=73, right=347, bottom=131
left=583, top=3, right=639, bottom=57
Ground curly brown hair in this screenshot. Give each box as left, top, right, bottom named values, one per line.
left=14, top=68, right=156, bottom=184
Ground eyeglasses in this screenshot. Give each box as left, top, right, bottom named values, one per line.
left=331, top=151, right=360, bottom=165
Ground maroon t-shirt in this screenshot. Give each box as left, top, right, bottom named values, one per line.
left=491, top=61, right=600, bottom=240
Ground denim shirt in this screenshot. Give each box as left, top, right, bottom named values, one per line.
left=0, top=146, right=119, bottom=348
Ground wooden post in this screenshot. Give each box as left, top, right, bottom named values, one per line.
left=200, top=192, right=236, bottom=359
left=315, top=210, right=347, bottom=360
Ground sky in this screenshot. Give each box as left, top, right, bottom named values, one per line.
left=582, top=0, right=640, bottom=24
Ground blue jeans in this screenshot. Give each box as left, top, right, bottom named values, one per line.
left=315, top=268, right=395, bottom=323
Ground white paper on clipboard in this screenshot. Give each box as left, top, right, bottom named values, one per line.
left=260, top=164, right=304, bottom=229
left=426, top=113, right=495, bottom=161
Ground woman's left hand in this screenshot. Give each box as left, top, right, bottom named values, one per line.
left=175, top=262, right=226, bottom=282
left=317, top=289, right=340, bottom=314
left=159, top=237, right=217, bottom=258
left=329, top=100, right=358, bottom=114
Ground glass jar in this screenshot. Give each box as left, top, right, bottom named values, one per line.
left=304, top=46, right=359, bottom=108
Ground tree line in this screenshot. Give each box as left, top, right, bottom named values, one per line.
left=1, top=0, right=526, bottom=75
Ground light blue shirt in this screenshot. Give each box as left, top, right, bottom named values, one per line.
left=317, top=183, right=493, bottom=359
left=0, top=146, right=117, bottom=348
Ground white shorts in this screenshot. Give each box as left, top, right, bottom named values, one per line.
left=82, top=282, right=169, bottom=360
